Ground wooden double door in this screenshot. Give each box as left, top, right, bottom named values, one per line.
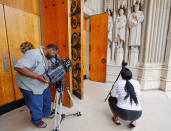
left=0, top=3, right=41, bottom=106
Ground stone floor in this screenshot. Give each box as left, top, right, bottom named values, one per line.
left=1, top=80, right=171, bottom=131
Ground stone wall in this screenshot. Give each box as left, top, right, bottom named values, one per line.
left=84, top=0, right=103, bottom=15
left=106, top=0, right=171, bottom=90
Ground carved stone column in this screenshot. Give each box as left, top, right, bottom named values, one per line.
left=138, top=0, right=171, bottom=90
left=161, top=13, right=171, bottom=91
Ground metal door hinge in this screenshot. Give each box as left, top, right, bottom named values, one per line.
left=3, top=56, right=9, bottom=72
left=89, top=24, right=91, bottom=32
left=13, top=56, right=17, bottom=66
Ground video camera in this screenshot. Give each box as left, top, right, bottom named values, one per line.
left=44, top=55, right=72, bottom=86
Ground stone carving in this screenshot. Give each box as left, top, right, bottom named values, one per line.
left=107, top=9, right=113, bottom=62
left=131, top=0, right=144, bottom=8
left=128, top=4, right=144, bottom=47
left=104, top=0, right=113, bottom=12
left=117, top=0, right=127, bottom=9
left=131, top=0, right=144, bottom=11
left=108, top=9, right=113, bottom=44
left=131, top=0, right=140, bottom=6
left=114, top=8, right=126, bottom=48
left=20, top=41, right=33, bottom=54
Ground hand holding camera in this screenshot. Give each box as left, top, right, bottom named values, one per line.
left=36, top=74, right=49, bottom=83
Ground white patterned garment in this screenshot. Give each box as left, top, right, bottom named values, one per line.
left=111, top=79, right=142, bottom=111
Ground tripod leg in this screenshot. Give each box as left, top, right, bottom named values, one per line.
left=52, top=91, right=57, bottom=113
left=53, top=91, right=60, bottom=131
left=57, top=91, right=64, bottom=131
left=65, top=86, right=78, bottom=107
left=65, top=86, right=81, bottom=116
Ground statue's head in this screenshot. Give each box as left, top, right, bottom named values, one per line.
left=118, top=7, right=126, bottom=16
left=119, top=9, right=124, bottom=16
left=134, top=4, right=140, bottom=12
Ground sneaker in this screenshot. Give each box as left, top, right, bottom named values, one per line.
left=36, top=120, right=47, bottom=128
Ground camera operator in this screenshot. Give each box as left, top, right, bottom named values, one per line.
left=14, top=44, right=58, bottom=128
left=108, top=67, right=142, bottom=128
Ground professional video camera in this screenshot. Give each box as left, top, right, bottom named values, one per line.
left=44, top=55, right=81, bottom=131
left=44, top=55, right=72, bottom=85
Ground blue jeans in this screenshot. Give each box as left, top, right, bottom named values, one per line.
left=20, top=87, right=51, bottom=124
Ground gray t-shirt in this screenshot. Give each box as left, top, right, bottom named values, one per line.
left=15, top=46, right=48, bottom=95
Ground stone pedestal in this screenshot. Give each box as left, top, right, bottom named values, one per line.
left=161, top=68, right=171, bottom=91
left=138, top=64, right=162, bottom=90
left=129, top=47, right=139, bottom=66
left=115, top=47, right=123, bottom=65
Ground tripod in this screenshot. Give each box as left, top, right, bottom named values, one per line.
left=52, top=79, right=81, bottom=131
left=104, top=60, right=128, bottom=102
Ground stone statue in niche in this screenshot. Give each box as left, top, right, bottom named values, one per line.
left=107, top=9, right=113, bottom=63
left=114, top=8, right=126, bottom=48
left=108, top=9, right=113, bottom=44
left=128, top=3, right=144, bottom=47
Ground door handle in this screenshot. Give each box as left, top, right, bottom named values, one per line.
left=101, top=58, right=106, bottom=64
left=3, top=56, right=9, bottom=72
left=13, top=56, right=17, bottom=66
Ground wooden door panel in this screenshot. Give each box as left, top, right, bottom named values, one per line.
left=0, top=0, right=3, bottom=4
left=4, top=5, right=41, bottom=100
left=0, top=4, right=15, bottom=106
left=3, top=0, right=40, bottom=15
left=90, top=13, right=108, bottom=82
left=42, top=0, right=72, bottom=107
left=83, top=17, right=87, bottom=76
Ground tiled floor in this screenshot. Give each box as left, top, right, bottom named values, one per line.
left=1, top=80, right=171, bottom=131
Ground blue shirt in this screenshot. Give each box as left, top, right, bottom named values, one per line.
left=15, top=46, right=49, bottom=95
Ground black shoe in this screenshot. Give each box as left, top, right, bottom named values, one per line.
left=112, top=117, right=121, bottom=125
left=128, top=123, right=136, bottom=128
